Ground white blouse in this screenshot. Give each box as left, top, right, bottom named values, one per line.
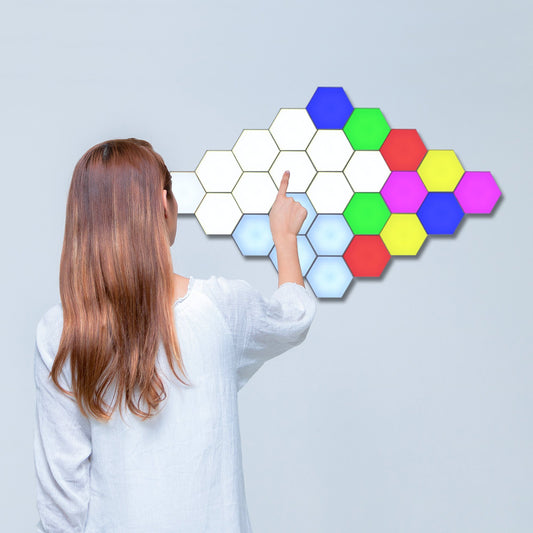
left=33, top=275, right=317, bottom=532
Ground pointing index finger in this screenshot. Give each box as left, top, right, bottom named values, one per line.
left=278, top=170, right=290, bottom=197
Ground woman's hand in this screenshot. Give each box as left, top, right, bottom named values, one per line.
left=269, top=171, right=308, bottom=243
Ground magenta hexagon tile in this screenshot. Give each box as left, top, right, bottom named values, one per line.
left=381, top=171, right=428, bottom=213
left=454, top=171, right=501, bottom=214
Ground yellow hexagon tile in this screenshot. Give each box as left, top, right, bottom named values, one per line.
left=380, top=214, right=427, bottom=255
left=417, top=150, right=464, bottom=191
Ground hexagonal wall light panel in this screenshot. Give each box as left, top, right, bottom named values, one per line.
left=306, top=130, right=354, bottom=171
left=344, top=108, right=391, bottom=150
left=417, top=150, right=465, bottom=192
left=344, top=235, right=391, bottom=277
left=417, top=192, right=464, bottom=235
left=269, top=235, right=316, bottom=276
left=380, top=214, right=427, bottom=256
left=307, top=214, right=354, bottom=255
left=170, top=171, right=205, bottom=214
left=233, top=130, right=279, bottom=171
left=454, top=171, right=501, bottom=214
left=195, top=151, right=242, bottom=192
left=381, top=171, right=428, bottom=213
left=269, top=108, right=317, bottom=150
left=171, top=86, right=502, bottom=299
left=344, top=193, right=391, bottom=235
left=195, top=193, right=242, bottom=236
left=269, top=151, right=316, bottom=192
left=307, top=172, right=354, bottom=214
left=232, top=215, right=274, bottom=256
left=306, top=87, right=354, bottom=129
left=344, top=150, right=391, bottom=192
left=380, top=129, right=427, bottom=171
left=305, top=256, right=354, bottom=299
left=233, top=172, right=278, bottom=214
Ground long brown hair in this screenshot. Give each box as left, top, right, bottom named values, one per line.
left=51, top=138, right=191, bottom=423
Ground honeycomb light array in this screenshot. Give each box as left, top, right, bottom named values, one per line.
left=170, top=87, right=502, bottom=299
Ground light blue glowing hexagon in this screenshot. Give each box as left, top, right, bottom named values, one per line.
left=306, top=256, right=354, bottom=298
left=307, top=214, right=354, bottom=255
left=286, top=193, right=317, bottom=234
left=232, top=214, right=274, bottom=256
left=269, top=235, right=316, bottom=276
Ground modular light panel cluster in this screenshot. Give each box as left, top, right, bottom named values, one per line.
left=171, top=87, right=501, bottom=299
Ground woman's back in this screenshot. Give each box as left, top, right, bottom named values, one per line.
left=34, top=275, right=317, bottom=532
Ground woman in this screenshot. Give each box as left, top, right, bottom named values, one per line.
left=33, top=138, right=317, bottom=532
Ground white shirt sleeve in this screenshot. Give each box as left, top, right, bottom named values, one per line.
left=206, top=277, right=318, bottom=391
left=33, top=308, right=92, bottom=533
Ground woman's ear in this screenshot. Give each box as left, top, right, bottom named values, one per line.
left=162, top=188, right=168, bottom=218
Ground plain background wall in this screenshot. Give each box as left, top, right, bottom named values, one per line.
left=1, top=0, right=531, bottom=531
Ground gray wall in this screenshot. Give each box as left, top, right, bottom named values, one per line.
left=2, top=0, right=531, bottom=531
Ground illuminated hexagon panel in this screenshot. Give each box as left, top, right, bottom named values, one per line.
left=269, top=235, right=316, bottom=276
left=171, top=86, right=502, bottom=299
left=232, top=215, right=274, bottom=256
left=269, top=151, right=316, bottom=192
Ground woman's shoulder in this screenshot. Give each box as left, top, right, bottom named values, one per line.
left=194, top=275, right=255, bottom=312
left=34, top=303, right=64, bottom=368
left=36, top=303, right=63, bottom=333
left=199, top=275, right=251, bottom=296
